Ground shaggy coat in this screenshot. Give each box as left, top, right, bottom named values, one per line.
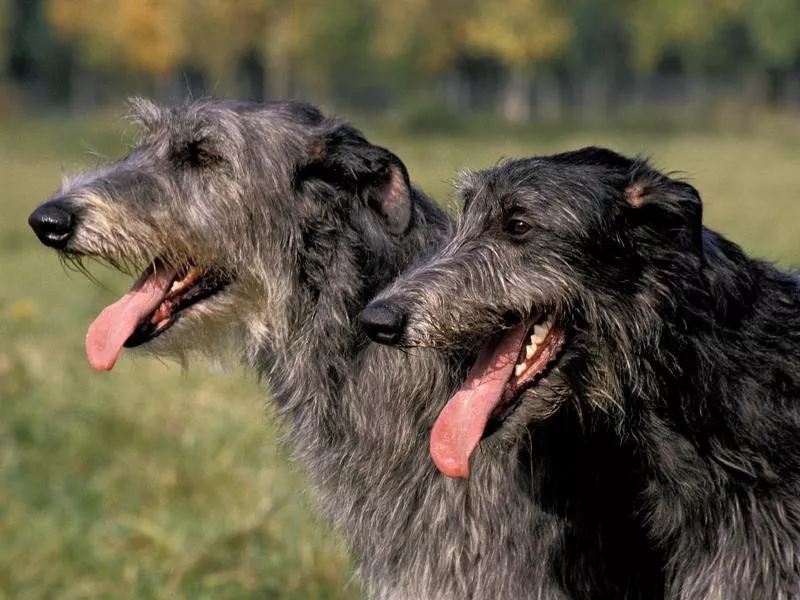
left=365, top=147, right=800, bottom=599
left=29, top=104, right=661, bottom=599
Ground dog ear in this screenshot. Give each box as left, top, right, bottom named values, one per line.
left=126, top=96, right=164, bottom=132
left=621, top=167, right=704, bottom=257
left=298, top=127, right=413, bottom=235
left=359, top=147, right=413, bottom=236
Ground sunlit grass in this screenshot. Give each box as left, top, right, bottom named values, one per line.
left=1, top=112, right=799, bottom=599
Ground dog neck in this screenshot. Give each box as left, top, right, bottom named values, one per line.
left=251, top=222, right=665, bottom=598
left=246, top=191, right=666, bottom=599
left=593, top=231, right=800, bottom=598
left=258, top=187, right=451, bottom=428
left=617, top=234, right=799, bottom=472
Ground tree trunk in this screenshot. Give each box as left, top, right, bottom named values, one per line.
left=151, top=71, right=183, bottom=104
left=737, top=67, right=767, bottom=132
left=782, top=70, right=800, bottom=110
left=265, top=23, right=291, bottom=100
left=631, top=72, right=648, bottom=112
left=440, top=70, right=470, bottom=112
left=685, top=69, right=710, bottom=111
left=502, top=67, right=530, bottom=123
left=239, top=50, right=265, bottom=101
left=580, top=70, right=609, bottom=122
left=534, top=70, right=561, bottom=122
left=69, top=61, right=95, bottom=115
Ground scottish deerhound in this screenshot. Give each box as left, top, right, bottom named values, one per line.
left=28, top=102, right=660, bottom=599
left=361, top=146, right=800, bottom=599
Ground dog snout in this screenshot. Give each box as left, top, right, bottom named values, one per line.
left=28, top=199, right=76, bottom=250
left=359, top=301, right=406, bottom=346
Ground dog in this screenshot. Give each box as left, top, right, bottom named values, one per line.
left=29, top=103, right=660, bottom=598
left=360, top=146, right=800, bottom=599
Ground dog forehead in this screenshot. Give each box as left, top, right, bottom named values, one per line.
left=454, top=160, right=621, bottom=239
left=503, top=158, right=619, bottom=205
left=132, top=107, right=315, bottom=167
left=131, top=99, right=321, bottom=145
left=462, top=160, right=561, bottom=206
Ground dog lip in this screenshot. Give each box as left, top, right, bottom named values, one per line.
left=488, top=317, right=566, bottom=424
left=122, top=260, right=232, bottom=348
left=508, top=320, right=563, bottom=394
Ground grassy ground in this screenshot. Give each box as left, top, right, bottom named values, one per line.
left=1, top=113, right=799, bottom=599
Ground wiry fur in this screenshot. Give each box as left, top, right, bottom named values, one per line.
left=31, top=103, right=663, bottom=598
left=367, top=146, right=800, bottom=599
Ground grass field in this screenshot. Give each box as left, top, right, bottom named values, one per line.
left=1, top=112, right=799, bottom=599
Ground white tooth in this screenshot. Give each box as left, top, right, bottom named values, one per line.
left=532, top=324, right=549, bottom=343
left=515, top=363, right=525, bottom=377
left=526, top=343, right=537, bottom=359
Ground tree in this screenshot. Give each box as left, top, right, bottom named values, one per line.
left=47, top=0, right=182, bottom=75
left=625, top=0, right=744, bottom=113
left=372, top=0, right=474, bottom=109
left=626, top=0, right=741, bottom=72
left=46, top=0, right=326, bottom=101
left=744, top=0, right=800, bottom=68
left=183, top=0, right=320, bottom=99
left=463, top=0, right=571, bottom=121
left=0, top=0, right=9, bottom=76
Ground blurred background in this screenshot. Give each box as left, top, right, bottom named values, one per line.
left=1, top=1, right=799, bottom=599
left=3, top=0, right=800, bottom=125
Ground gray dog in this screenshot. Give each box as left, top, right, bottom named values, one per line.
left=29, top=101, right=661, bottom=599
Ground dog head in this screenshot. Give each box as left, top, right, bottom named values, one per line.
left=28, top=98, right=447, bottom=371
left=359, top=146, right=705, bottom=477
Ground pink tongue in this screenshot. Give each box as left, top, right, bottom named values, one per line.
left=85, top=263, right=177, bottom=372
left=430, top=323, right=527, bottom=479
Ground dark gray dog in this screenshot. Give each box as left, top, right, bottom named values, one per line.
left=28, top=102, right=660, bottom=599
left=361, top=146, right=800, bottom=600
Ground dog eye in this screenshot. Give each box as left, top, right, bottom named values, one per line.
left=505, top=218, right=532, bottom=237
left=192, top=144, right=214, bottom=165
left=194, top=147, right=211, bottom=164
left=181, top=141, right=216, bottom=167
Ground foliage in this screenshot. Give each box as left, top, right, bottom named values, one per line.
left=745, top=0, right=800, bottom=67
left=0, top=0, right=8, bottom=67
left=463, top=0, right=571, bottom=70
left=47, top=0, right=181, bottom=73
left=38, top=0, right=800, bottom=84
left=3, top=0, right=800, bottom=116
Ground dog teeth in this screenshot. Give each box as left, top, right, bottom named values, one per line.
left=167, top=280, right=188, bottom=297
left=167, top=267, right=202, bottom=297
left=514, top=314, right=557, bottom=380
left=532, top=323, right=549, bottom=344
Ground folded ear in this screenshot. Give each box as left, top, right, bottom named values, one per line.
left=126, top=96, right=164, bottom=132
left=297, top=125, right=413, bottom=235
left=621, top=166, right=704, bottom=258
left=361, top=148, right=413, bottom=235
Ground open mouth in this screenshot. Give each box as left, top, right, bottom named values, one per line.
left=493, top=315, right=565, bottom=421
left=429, top=313, right=566, bottom=479
left=85, top=258, right=231, bottom=372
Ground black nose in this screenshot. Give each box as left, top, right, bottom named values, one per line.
left=28, top=201, right=75, bottom=249
left=359, top=301, right=406, bottom=345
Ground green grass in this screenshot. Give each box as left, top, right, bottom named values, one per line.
left=1, top=114, right=799, bottom=599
